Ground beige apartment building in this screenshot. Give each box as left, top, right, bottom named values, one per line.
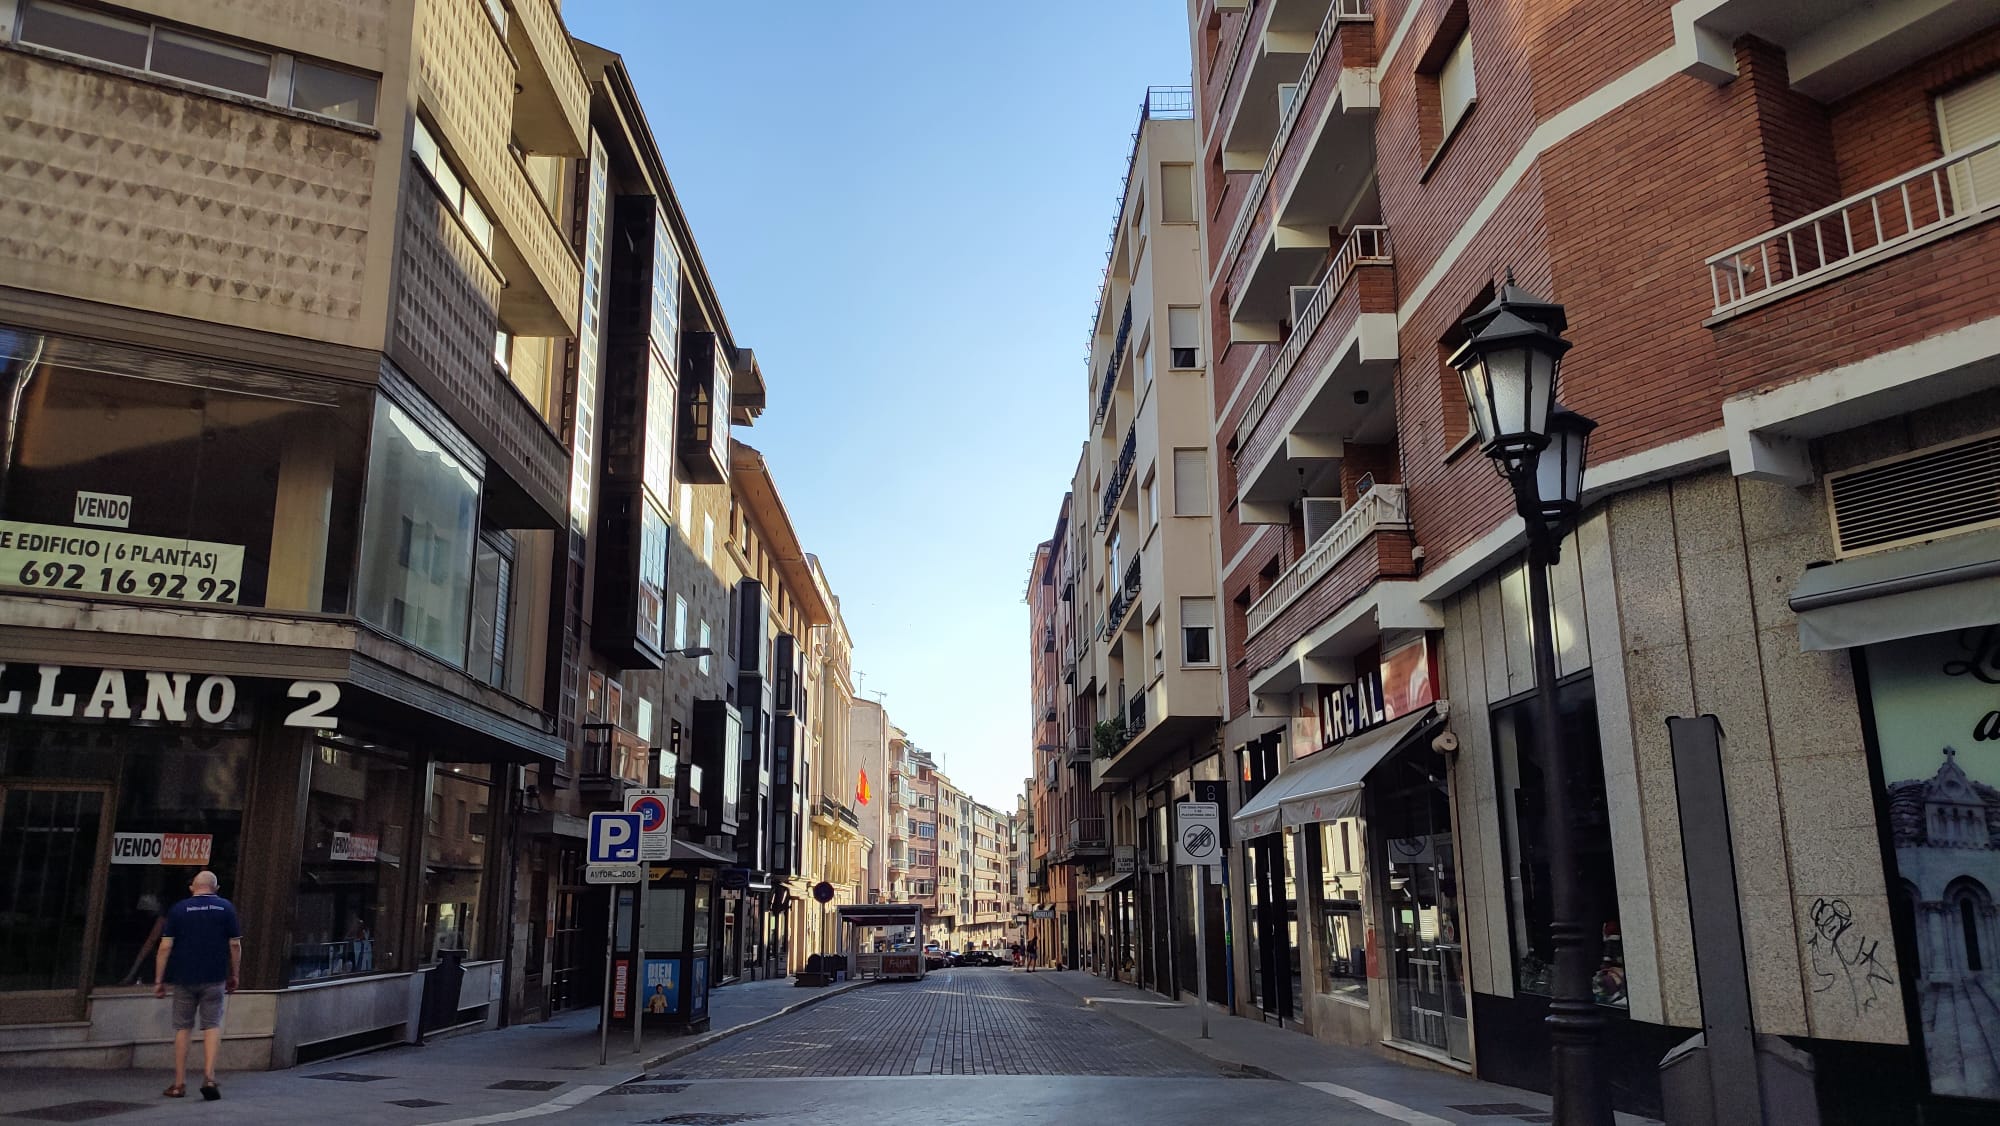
left=1062, top=88, right=1228, bottom=999
left=792, top=570, right=868, bottom=970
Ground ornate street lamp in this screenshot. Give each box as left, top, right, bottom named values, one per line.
left=1452, top=279, right=1609, bottom=1126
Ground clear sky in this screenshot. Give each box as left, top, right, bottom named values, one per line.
left=563, top=3, right=1192, bottom=810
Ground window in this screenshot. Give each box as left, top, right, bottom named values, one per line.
left=679, top=482, right=693, bottom=523
left=1168, top=306, right=1201, bottom=368
left=1172, top=448, right=1210, bottom=516
left=1939, top=70, right=2000, bottom=212
left=293, top=742, right=415, bottom=981
left=467, top=532, right=515, bottom=691
left=1491, top=677, right=1625, bottom=1007
left=1439, top=28, right=1477, bottom=140
left=703, top=513, right=715, bottom=567
left=697, top=621, right=711, bottom=673
left=1144, top=470, right=1159, bottom=529
left=1313, top=821, right=1368, bottom=998
left=1181, top=597, right=1215, bottom=666
left=290, top=59, right=377, bottom=124
left=1161, top=163, right=1195, bottom=224
left=412, top=119, right=493, bottom=254
left=915, top=822, right=937, bottom=838
left=674, top=595, right=688, bottom=650
left=16, top=1, right=376, bottom=124
left=1277, top=82, right=1300, bottom=122
left=357, top=398, right=481, bottom=666
left=422, top=763, right=491, bottom=963
left=1137, top=338, right=1153, bottom=393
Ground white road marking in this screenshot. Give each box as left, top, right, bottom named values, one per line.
left=1303, top=1081, right=1455, bottom=1125
left=417, top=1083, right=612, bottom=1126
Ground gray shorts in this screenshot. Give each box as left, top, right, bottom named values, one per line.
left=171, top=982, right=226, bottom=1031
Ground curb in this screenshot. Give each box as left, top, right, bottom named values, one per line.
left=637, top=978, right=876, bottom=1072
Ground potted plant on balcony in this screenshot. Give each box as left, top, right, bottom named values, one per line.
left=1093, top=719, right=1126, bottom=759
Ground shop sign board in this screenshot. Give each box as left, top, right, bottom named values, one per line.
left=0, top=520, right=244, bottom=605
left=626, top=788, right=672, bottom=861
left=1114, top=846, right=1136, bottom=875
left=110, top=832, right=212, bottom=866
left=0, top=664, right=340, bottom=729
left=1175, top=801, right=1221, bottom=867
left=330, top=832, right=379, bottom=863
left=72, top=492, right=132, bottom=529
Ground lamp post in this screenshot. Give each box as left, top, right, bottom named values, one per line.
left=1451, top=278, right=1609, bottom=1126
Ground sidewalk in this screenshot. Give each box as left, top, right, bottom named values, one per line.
left=1034, top=969, right=1662, bottom=1126
left=0, top=976, right=866, bottom=1126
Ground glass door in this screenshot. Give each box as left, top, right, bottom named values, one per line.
left=0, top=785, right=112, bottom=1023
left=1379, top=774, right=1470, bottom=1062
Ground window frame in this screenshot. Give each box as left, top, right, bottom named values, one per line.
left=1172, top=448, right=1210, bottom=517
left=1180, top=596, right=1216, bottom=667
left=1160, top=162, right=1196, bottom=225
left=1167, top=306, right=1202, bottom=369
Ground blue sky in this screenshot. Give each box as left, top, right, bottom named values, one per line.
left=564, top=3, right=1192, bottom=809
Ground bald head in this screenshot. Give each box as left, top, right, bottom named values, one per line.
left=192, top=871, right=219, bottom=894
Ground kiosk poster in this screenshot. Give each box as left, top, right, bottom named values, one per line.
left=0, top=521, right=244, bottom=605
left=1864, top=626, right=2000, bottom=1102
left=643, top=958, right=678, bottom=1015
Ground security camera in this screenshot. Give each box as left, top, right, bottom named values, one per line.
left=1431, top=730, right=1460, bottom=755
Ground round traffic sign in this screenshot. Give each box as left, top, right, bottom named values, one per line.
left=812, top=881, right=835, bottom=903
left=630, top=795, right=669, bottom=831
left=1180, top=823, right=1217, bottom=861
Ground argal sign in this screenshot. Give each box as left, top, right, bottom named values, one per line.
left=0, top=663, right=340, bottom=729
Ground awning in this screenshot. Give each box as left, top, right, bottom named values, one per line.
left=1231, top=706, right=1442, bottom=838
left=1789, top=528, right=2000, bottom=651
left=1084, top=872, right=1135, bottom=899
left=671, top=838, right=735, bottom=864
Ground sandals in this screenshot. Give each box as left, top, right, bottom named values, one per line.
left=162, top=1084, right=185, bottom=1098
left=200, top=1080, right=221, bottom=1101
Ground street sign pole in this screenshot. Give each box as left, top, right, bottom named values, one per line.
left=598, top=889, right=615, bottom=1066
left=1175, top=799, right=1221, bottom=1041
left=633, top=876, right=645, bottom=1056
left=1195, top=874, right=1210, bottom=1040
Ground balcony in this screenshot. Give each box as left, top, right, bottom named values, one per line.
left=1093, top=299, right=1133, bottom=430
left=1234, top=229, right=1397, bottom=522
left=1219, top=1, right=1364, bottom=172
left=1222, top=6, right=1380, bottom=337
left=817, top=794, right=861, bottom=831
left=1246, top=485, right=1408, bottom=637
left=1098, top=425, right=1137, bottom=532
left=1102, top=555, right=1142, bottom=641
left=1070, top=816, right=1110, bottom=854
left=504, top=0, right=587, bottom=156
left=1042, top=624, right=1056, bottom=653
left=1706, top=135, right=2000, bottom=319
left=1674, top=0, right=1996, bottom=100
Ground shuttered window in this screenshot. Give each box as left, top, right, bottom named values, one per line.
left=1173, top=448, right=1209, bottom=516
left=1938, top=70, right=2000, bottom=212
left=1439, top=29, right=1477, bottom=139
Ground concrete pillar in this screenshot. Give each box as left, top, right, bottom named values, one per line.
left=265, top=413, right=337, bottom=610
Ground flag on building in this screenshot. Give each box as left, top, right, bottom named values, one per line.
left=856, top=768, right=871, bottom=806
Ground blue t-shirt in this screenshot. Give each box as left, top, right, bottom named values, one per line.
left=162, top=895, right=240, bottom=986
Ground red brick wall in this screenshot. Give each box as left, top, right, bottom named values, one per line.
left=1829, top=25, right=2000, bottom=191
left=1241, top=530, right=1418, bottom=673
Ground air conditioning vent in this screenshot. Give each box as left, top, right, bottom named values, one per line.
left=1827, top=432, right=2000, bottom=557
left=1301, top=497, right=1345, bottom=544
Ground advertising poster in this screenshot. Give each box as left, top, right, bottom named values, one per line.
left=1864, top=627, right=2000, bottom=1102
left=0, top=520, right=244, bottom=605
left=1380, top=637, right=1436, bottom=720
left=109, top=832, right=213, bottom=865
left=692, top=956, right=709, bottom=1016
left=612, top=959, right=629, bottom=1020
left=642, top=958, right=678, bottom=1015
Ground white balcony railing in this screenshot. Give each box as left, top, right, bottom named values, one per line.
left=1707, top=133, right=2000, bottom=317
left=1245, top=484, right=1408, bottom=637
left=1218, top=0, right=1372, bottom=273
left=1234, top=225, right=1391, bottom=454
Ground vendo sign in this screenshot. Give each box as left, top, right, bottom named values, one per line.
left=110, top=832, right=213, bottom=866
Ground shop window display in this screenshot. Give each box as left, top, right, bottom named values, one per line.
left=422, top=763, right=491, bottom=962
left=292, top=742, right=414, bottom=981
left=0, top=331, right=369, bottom=613
left=1313, top=819, right=1368, bottom=999
left=1491, top=676, right=1626, bottom=1007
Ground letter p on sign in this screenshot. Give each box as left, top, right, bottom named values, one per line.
left=588, top=811, right=642, bottom=864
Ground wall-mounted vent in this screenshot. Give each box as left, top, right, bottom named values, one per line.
left=1827, top=431, right=2000, bottom=557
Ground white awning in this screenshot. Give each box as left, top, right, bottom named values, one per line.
left=1231, top=707, right=1442, bottom=838
left=1084, top=872, right=1135, bottom=899
left=1789, top=528, right=2000, bottom=651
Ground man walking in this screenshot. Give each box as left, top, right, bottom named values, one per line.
left=153, top=870, right=241, bottom=1100
left=1025, top=935, right=1038, bottom=973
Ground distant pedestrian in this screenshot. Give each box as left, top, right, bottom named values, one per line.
left=1010, top=941, right=1022, bottom=968
left=153, top=871, right=240, bottom=1101
left=1026, top=936, right=1038, bottom=973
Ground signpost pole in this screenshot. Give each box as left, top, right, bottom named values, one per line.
left=1195, top=872, right=1210, bottom=1039
left=598, top=890, right=615, bottom=1066
left=632, top=875, right=645, bottom=1056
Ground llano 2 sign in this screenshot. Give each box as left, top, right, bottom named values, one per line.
left=0, top=663, right=340, bottom=729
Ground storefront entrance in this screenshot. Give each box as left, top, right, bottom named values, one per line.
left=0, top=785, right=111, bottom=1023
left=1376, top=761, right=1469, bottom=1063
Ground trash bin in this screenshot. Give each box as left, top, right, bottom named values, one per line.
left=419, top=949, right=467, bottom=1037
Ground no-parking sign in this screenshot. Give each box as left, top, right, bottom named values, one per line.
left=627, top=788, right=672, bottom=861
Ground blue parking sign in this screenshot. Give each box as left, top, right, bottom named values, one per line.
left=588, top=811, right=642, bottom=863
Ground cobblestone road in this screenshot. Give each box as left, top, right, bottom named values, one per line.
left=658, top=969, right=1217, bottom=1079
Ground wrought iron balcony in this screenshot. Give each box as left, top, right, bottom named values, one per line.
left=1098, top=425, right=1137, bottom=532
left=1102, top=555, right=1143, bottom=640
left=1092, top=299, right=1134, bottom=428
left=817, top=794, right=860, bottom=830
left=1126, top=692, right=1148, bottom=741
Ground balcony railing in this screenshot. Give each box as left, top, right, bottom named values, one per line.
left=1071, top=816, right=1108, bottom=850
left=1707, top=134, right=2000, bottom=317
left=1042, top=624, right=1056, bottom=652
left=819, top=794, right=860, bottom=829
left=1219, top=0, right=1374, bottom=273
left=1103, top=555, right=1143, bottom=641
left=1125, top=692, right=1148, bottom=741
left=1098, top=425, right=1137, bottom=531
left=1093, top=299, right=1134, bottom=428
left=1245, top=484, right=1408, bottom=637
left=1235, top=225, right=1391, bottom=452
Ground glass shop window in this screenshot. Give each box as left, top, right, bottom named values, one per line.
left=292, top=743, right=415, bottom=981
left=1491, top=676, right=1626, bottom=1007
left=422, top=763, right=491, bottom=962
left=0, top=331, right=369, bottom=613
left=1314, top=819, right=1368, bottom=998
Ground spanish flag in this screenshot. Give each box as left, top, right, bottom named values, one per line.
left=856, top=769, right=871, bottom=806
